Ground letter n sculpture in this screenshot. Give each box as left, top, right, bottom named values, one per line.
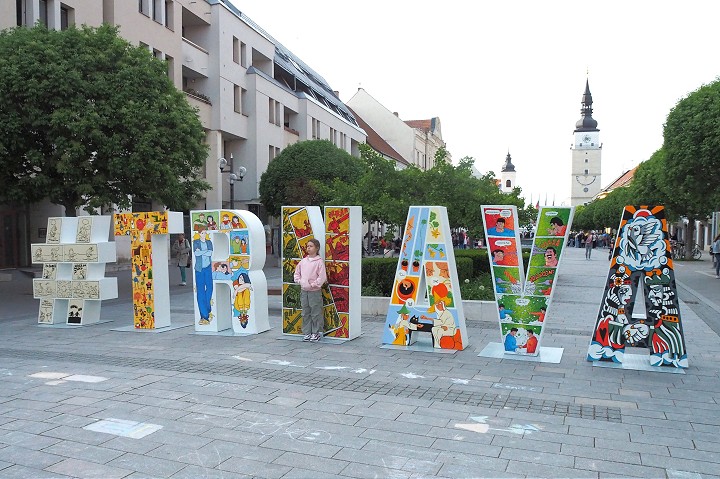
left=587, top=206, right=687, bottom=368
left=382, top=206, right=467, bottom=350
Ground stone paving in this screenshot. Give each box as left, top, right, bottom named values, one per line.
left=1, top=246, right=719, bottom=478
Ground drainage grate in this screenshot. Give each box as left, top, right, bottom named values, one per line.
left=0, top=348, right=621, bottom=422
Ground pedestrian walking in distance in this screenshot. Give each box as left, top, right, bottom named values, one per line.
left=171, top=233, right=191, bottom=286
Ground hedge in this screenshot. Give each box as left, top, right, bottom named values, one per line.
left=454, top=248, right=530, bottom=274
left=361, top=256, right=473, bottom=296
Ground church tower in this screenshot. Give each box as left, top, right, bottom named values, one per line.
left=570, top=80, right=602, bottom=206
left=500, top=151, right=516, bottom=193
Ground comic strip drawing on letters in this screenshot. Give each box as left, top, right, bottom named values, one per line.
left=382, top=206, right=467, bottom=350
left=482, top=205, right=574, bottom=356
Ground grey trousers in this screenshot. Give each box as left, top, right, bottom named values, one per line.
left=301, top=289, right=324, bottom=335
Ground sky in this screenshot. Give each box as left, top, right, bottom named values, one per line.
left=237, top=0, right=720, bottom=206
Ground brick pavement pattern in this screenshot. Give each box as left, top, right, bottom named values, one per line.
left=1, top=246, right=720, bottom=479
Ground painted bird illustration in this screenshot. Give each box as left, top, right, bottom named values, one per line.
left=624, top=221, right=660, bottom=263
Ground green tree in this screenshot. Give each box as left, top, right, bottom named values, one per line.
left=662, top=81, right=720, bottom=255
left=259, top=140, right=365, bottom=216
left=630, top=148, right=681, bottom=219
left=0, top=25, right=209, bottom=216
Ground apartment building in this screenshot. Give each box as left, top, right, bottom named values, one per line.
left=346, top=88, right=448, bottom=170
left=1, top=0, right=366, bottom=267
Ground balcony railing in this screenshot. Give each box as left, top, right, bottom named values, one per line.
left=184, top=89, right=211, bottom=105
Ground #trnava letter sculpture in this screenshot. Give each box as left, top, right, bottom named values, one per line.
left=587, top=205, right=688, bottom=368
left=114, top=211, right=183, bottom=329
left=189, top=209, right=269, bottom=334
left=32, top=216, right=118, bottom=325
left=382, top=206, right=467, bottom=350
left=481, top=205, right=574, bottom=355
left=281, top=206, right=361, bottom=339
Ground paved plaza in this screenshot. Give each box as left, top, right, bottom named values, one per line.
left=1, top=246, right=720, bottom=479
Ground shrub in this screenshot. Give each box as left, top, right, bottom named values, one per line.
left=460, top=274, right=494, bottom=301
left=362, top=256, right=474, bottom=296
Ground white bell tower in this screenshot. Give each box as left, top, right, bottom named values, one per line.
left=500, top=152, right=517, bottom=193
left=570, top=80, right=602, bottom=206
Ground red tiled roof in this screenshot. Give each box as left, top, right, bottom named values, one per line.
left=405, top=119, right=432, bottom=132
left=603, top=165, right=639, bottom=191
left=348, top=107, right=410, bottom=166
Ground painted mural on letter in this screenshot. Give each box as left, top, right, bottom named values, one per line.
left=587, top=205, right=687, bottom=368
left=32, top=216, right=117, bottom=325
left=281, top=206, right=362, bottom=340
left=382, top=206, right=467, bottom=350
left=190, top=209, right=269, bottom=335
left=482, top=205, right=574, bottom=356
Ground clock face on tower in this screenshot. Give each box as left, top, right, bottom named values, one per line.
left=583, top=134, right=592, bottom=143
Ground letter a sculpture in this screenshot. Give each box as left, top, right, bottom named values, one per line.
left=587, top=206, right=688, bottom=368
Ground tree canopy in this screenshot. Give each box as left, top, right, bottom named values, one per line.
left=0, top=24, right=209, bottom=215
left=662, top=79, right=720, bottom=219
left=259, top=140, right=365, bottom=216
left=260, top=140, right=524, bottom=234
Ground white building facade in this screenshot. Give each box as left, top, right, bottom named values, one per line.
left=1, top=0, right=366, bottom=266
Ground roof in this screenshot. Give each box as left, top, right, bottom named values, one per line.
left=604, top=166, right=638, bottom=191
left=210, top=0, right=358, bottom=127
left=348, top=107, right=410, bottom=166
left=594, top=165, right=638, bottom=200
left=405, top=119, right=432, bottom=132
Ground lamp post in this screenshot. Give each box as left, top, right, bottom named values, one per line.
left=218, top=153, right=247, bottom=210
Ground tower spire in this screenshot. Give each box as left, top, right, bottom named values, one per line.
left=501, top=151, right=516, bottom=172
left=575, top=79, right=599, bottom=132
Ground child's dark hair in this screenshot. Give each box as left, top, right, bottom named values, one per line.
left=307, top=238, right=321, bottom=251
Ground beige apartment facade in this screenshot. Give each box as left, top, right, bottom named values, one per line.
left=1, top=0, right=365, bottom=266
left=346, top=88, right=448, bottom=170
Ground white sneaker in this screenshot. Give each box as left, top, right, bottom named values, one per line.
left=303, top=334, right=312, bottom=341
left=180, top=282, right=186, bottom=286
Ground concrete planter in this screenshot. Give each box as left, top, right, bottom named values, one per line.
left=361, top=296, right=496, bottom=321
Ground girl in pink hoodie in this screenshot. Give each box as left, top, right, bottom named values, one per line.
left=294, top=238, right=327, bottom=341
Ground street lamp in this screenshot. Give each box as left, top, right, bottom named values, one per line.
left=218, top=153, right=247, bottom=209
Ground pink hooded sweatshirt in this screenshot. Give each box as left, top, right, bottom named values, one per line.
left=293, top=254, right=327, bottom=291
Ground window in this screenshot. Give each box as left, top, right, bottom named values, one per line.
left=60, top=5, right=70, bottom=30
left=311, top=118, right=320, bottom=139
left=234, top=85, right=241, bottom=113
left=329, top=128, right=338, bottom=145
left=268, top=98, right=280, bottom=126
left=269, top=145, right=280, bottom=162
left=233, top=37, right=239, bottom=64
left=584, top=169, right=589, bottom=174
left=165, top=55, right=174, bottom=78
left=139, top=0, right=149, bottom=16
left=164, top=0, right=174, bottom=29
left=505, top=180, right=512, bottom=188
left=240, top=42, right=247, bottom=67
left=584, top=159, right=588, bottom=163
left=153, top=48, right=162, bottom=60
left=38, top=0, right=48, bottom=26
left=153, top=0, right=162, bottom=22
left=241, top=88, right=248, bottom=115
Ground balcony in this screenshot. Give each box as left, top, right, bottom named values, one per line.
left=184, top=91, right=211, bottom=126
left=182, top=37, right=209, bottom=77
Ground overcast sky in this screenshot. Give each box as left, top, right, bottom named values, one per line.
left=238, top=0, right=719, bottom=206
